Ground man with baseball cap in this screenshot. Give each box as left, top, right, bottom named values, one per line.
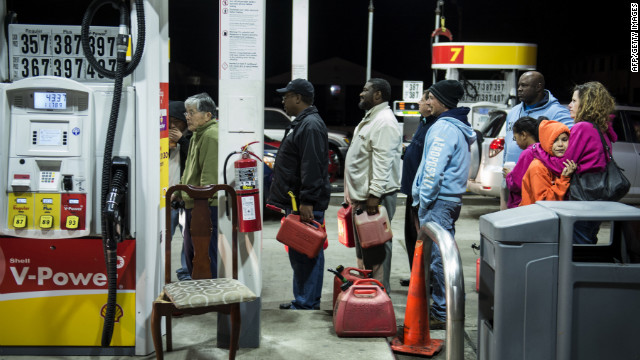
left=269, top=79, right=331, bottom=310
left=412, top=79, right=476, bottom=329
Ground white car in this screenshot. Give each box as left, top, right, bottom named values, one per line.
left=467, top=109, right=507, bottom=198
left=264, top=107, right=351, bottom=175
left=467, top=106, right=640, bottom=203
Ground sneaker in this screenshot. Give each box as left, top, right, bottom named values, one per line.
left=429, top=314, right=446, bottom=330
left=279, top=303, right=294, bottom=310
left=399, top=278, right=411, bottom=287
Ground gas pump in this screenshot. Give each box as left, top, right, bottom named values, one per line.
left=0, top=0, right=165, bottom=356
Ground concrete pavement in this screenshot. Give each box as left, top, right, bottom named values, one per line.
left=0, top=191, right=500, bottom=359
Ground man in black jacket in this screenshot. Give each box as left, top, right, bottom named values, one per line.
left=268, top=78, right=331, bottom=310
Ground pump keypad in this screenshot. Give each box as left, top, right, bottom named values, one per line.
left=65, top=216, right=79, bottom=229
left=40, top=215, right=54, bottom=229
left=13, top=214, right=27, bottom=228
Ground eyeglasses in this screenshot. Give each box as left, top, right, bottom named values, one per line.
left=184, top=109, right=200, bottom=118
left=282, top=93, right=296, bottom=101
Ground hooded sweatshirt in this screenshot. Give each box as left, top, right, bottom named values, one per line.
left=504, top=90, right=573, bottom=164
left=532, top=120, right=617, bottom=176
left=520, top=120, right=571, bottom=206
left=505, top=143, right=535, bottom=208
left=412, top=107, right=476, bottom=221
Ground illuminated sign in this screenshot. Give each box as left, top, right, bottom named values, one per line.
left=432, top=42, right=537, bottom=70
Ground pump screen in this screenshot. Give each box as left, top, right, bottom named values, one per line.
left=34, top=92, right=67, bottom=110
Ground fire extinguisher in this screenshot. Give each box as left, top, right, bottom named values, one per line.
left=224, top=141, right=262, bottom=232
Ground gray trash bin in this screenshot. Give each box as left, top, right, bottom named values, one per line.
left=478, top=201, right=640, bottom=360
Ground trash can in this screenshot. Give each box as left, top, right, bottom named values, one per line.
left=477, top=201, right=640, bottom=360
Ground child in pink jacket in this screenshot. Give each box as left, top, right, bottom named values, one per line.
left=503, top=116, right=540, bottom=208
left=520, top=120, right=577, bottom=206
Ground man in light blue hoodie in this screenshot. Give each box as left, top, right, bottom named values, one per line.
left=412, top=79, right=476, bottom=329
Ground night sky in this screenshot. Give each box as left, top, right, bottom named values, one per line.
left=5, top=0, right=636, bottom=108
left=169, top=0, right=633, bottom=107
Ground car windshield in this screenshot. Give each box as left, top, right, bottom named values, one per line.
left=265, top=109, right=291, bottom=129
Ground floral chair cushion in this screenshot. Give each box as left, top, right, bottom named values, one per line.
left=164, top=278, right=257, bottom=309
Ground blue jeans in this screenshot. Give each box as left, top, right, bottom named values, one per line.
left=573, top=221, right=601, bottom=244
left=418, top=199, right=462, bottom=321
left=183, top=206, right=218, bottom=278
left=171, top=208, right=191, bottom=280
left=286, top=210, right=325, bottom=310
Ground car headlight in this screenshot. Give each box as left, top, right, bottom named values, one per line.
left=263, top=154, right=276, bottom=169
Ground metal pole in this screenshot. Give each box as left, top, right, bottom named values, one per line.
left=291, top=0, right=309, bottom=80
left=420, top=222, right=465, bottom=360
left=432, top=0, right=444, bottom=84
left=366, top=0, right=374, bottom=81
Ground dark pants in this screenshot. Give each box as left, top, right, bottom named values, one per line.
left=573, top=220, right=601, bottom=244
left=183, top=206, right=218, bottom=278
left=404, top=194, right=419, bottom=269
left=286, top=210, right=325, bottom=310
left=352, top=193, right=397, bottom=293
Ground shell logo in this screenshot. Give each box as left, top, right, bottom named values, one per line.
left=100, top=303, right=124, bottom=322
left=116, top=255, right=125, bottom=269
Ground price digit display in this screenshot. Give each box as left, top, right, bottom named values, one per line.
left=9, top=24, right=118, bottom=82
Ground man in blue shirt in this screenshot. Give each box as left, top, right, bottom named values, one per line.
left=504, top=71, right=572, bottom=164
left=399, top=90, right=435, bottom=286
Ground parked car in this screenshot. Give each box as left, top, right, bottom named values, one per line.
left=467, top=109, right=506, bottom=198
left=265, top=107, right=350, bottom=176
left=467, top=106, right=640, bottom=203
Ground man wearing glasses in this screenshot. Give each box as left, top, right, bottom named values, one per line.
left=268, top=78, right=331, bottom=310
left=173, top=92, right=219, bottom=279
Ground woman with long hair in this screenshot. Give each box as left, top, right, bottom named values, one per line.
left=531, top=81, right=616, bottom=244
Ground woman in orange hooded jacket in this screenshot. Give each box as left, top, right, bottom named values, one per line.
left=520, top=120, right=577, bottom=206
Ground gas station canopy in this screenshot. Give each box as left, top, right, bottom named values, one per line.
left=432, top=42, right=537, bottom=70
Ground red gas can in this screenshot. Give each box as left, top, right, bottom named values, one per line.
left=332, top=267, right=372, bottom=308
left=476, top=258, right=480, bottom=292
left=337, top=202, right=354, bottom=247
left=276, top=214, right=326, bottom=258
left=333, top=279, right=397, bottom=337
left=354, top=206, right=392, bottom=248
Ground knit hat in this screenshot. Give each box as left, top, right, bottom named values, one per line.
left=428, top=80, right=464, bottom=109
left=538, top=120, right=570, bottom=155
left=169, top=101, right=187, bottom=124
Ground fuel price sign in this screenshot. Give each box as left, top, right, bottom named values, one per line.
left=9, top=24, right=119, bottom=82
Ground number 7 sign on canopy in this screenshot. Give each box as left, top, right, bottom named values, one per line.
left=432, top=42, right=537, bottom=70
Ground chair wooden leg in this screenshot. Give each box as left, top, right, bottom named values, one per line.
left=229, top=304, right=241, bottom=360
left=166, top=314, right=173, bottom=352
left=150, top=304, right=164, bottom=360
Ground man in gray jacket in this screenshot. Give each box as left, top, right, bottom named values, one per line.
left=344, top=78, right=402, bottom=292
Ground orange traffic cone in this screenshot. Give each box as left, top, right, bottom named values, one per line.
left=390, top=239, right=444, bottom=356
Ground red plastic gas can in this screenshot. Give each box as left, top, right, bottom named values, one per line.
left=333, top=278, right=396, bottom=337
left=337, top=202, right=354, bottom=248
left=476, top=258, right=480, bottom=292
left=332, top=267, right=372, bottom=308
left=276, top=214, right=326, bottom=258
left=354, top=206, right=392, bottom=248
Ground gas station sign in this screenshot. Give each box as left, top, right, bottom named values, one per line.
left=432, top=42, right=537, bottom=69
left=8, top=24, right=119, bottom=82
